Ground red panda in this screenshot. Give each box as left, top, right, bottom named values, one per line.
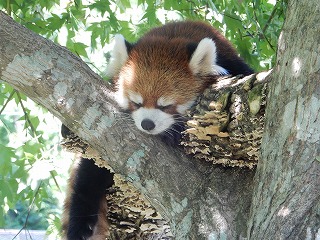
left=63, top=21, right=253, bottom=240
left=108, top=21, right=253, bottom=142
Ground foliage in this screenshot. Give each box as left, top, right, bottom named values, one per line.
left=0, top=0, right=286, bottom=236
left=0, top=84, right=65, bottom=235
left=1, top=0, right=286, bottom=70
left=5, top=198, right=58, bottom=230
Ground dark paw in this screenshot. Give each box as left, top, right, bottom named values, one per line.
left=67, top=216, right=96, bottom=240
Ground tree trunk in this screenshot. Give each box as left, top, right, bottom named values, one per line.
left=248, top=1, right=320, bottom=239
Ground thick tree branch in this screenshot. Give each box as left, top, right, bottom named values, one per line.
left=0, top=11, right=254, bottom=239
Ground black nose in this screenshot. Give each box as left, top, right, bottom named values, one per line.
left=141, top=119, right=155, bottom=131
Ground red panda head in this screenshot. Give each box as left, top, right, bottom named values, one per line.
left=107, top=34, right=227, bottom=135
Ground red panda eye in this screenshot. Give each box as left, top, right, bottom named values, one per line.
left=158, top=104, right=173, bottom=111
left=131, top=101, right=142, bottom=109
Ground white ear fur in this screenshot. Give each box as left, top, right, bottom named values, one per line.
left=105, top=34, right=129, bottom=78
left=189, top=38, right=228, bottom=76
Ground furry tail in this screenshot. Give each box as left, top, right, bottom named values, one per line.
left=62, top=156, right=114, bottom=240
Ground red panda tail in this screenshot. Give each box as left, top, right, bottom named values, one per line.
left=62, top=156, right=114, bottom=240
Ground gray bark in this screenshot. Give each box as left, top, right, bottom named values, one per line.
left=0, top=11, right=253, bottom=239
left=248, top=1, right=320, bottom=239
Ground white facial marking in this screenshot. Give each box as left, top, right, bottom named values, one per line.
left=132, top=108, right=175, bottom=135
left=128, top=91, right=143, bottom=105
left=177, top=100, right=196, bottom=114
left=157, top=96, right=175, bottom=107
left=115, top=80, right=129, bottom=109
left=189, top=38, right=228, bottom=76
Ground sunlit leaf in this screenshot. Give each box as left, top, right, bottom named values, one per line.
left=0, top=145, right=15, bottom=175
left=73, top=42, right=89, bottom=58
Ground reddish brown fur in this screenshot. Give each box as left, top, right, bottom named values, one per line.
left=61, top=158, right=78, bottom=239
left=119, top=38, right=204, bottom=110
left=131, top=55, right=197, bottom=101
left=142, top=21, right=239, bottom=56
left=116, top=21, right=249, bottom=110
left=89, top=199, right=109, bottom=240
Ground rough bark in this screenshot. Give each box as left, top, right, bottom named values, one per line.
left=248, top=1, right=320, bottom=239
left=0, top=11, right=254, bottom=239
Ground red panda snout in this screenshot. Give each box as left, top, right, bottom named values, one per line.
left=132, top=107, right=175, bottom=135
left=141, top=119, right=155, bottom=131
left=124, top=92, right=194, bottom=135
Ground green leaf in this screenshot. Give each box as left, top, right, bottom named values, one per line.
left=47, top=14, right=65, bottom=31
left=0, top=145, right=15, bottom=176
left=21, top=139, right=43, bottom=157
left=73, top=42, right=88, bottom=58
left=29, top=116, right=40, bottom=130
left=0, top=207, right=4, bottom=226
left=88, top=0, right=109, bottom=16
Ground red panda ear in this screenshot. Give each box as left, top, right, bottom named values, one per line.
left=105, top=34, right=132, bottom=78
left=189, top=38, right=228, bottom=76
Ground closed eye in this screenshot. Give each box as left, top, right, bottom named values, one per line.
left=131, top=101, right=143, bottom=109
left=157, top=104, right=174, bottom=111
